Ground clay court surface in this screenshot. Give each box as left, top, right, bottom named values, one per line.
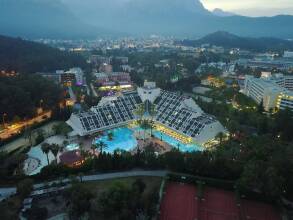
left=160, top=183, right=199, bottom=220
left=160, top=182, right=281, bottom=220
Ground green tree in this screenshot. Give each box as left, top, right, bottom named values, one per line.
left=41, top=143, right=51, bottom=165
left=17, top=178, right=34, bottom=198
left=97, top=141, right=108, bottom=154
left=107, top=132, right=114, bottom=141
left=65, top=184, right=94, bottom=218
left=50, top=144, right=60, bottom=164
left=35, top=129, right=45, bottom=145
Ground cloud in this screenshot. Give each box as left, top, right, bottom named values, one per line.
left=200, top=0, right=293, bottom=16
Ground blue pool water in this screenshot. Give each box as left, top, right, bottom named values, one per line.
left=152, top=131, right=202, bottom=152
left=94, top=127, right=138, bottom=153
left=66, top=143, right=80, bottom=151
left=94, top=126, right=202, bottom=154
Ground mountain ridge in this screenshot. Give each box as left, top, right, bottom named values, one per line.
left=176, top=31, right=293, bottom=51
left=0, top=0, right=115, bottom=39
left=1, top=0, right=293, bottom=38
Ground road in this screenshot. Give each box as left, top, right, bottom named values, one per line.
left=0, top=121, right=60, bottom=153
left=0, top=111, right=52, bottom=140
left=0, top=170, right=168, bottom=201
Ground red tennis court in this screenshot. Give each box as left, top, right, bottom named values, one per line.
left=200, top=187, right=239, bottom=220
left=241, top=199, right=281, bottom=220
left=160, top=182, right=199, bottom=220
left=160, top=182, right=281, bottom=220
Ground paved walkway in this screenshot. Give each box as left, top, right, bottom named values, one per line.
left=0, top=170, right=167, bottom=201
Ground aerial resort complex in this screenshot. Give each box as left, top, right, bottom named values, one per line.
left=67, top=82, right=226, bottom=153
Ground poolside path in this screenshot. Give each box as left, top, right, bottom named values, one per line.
left=0, top=170, right=168, bottom=201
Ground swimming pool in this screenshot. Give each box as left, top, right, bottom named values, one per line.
left=66, top=143, right=80, bottom=151
left=93, top=127, right=138, bottom=153
left=133, top=126, right=202, bottom=152
left=152, top=130, right=202, bottom=152
left=93, top=126, right=202, bottom=154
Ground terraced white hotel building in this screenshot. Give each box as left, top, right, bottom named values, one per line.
left=243, top=73, right=293, bottom=111
left=67, top=82, right=226, bottom=145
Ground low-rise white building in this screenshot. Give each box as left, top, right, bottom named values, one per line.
left=67, top=82, right=226, bottom=145
left=66, top=68, right=84, bottom=85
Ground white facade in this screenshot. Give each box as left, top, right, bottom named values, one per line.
left=137, top=82, right=161, bottom=103
left=67, top=82, right=226, bottom=145
left=244, top=74, right=293, bottom=111
left=284, top=51, right=293, bottom=58
left=67, top=68, right=84, bottom=85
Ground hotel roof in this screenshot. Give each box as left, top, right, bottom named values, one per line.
left=67, top=83, right=226, bottom=144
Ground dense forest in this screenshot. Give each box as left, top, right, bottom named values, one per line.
left=0, top=75, right=63, bottom=121
left=0, top=35, right=87, bottom=73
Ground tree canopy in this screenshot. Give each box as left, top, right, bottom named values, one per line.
left=0, top=35, right=87, bottom=73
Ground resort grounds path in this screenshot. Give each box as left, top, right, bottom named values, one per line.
left=0, top=170, right=168, bottom=201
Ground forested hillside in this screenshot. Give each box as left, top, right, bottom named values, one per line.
left=0, top=75, right=63, bottom=121
left=0, top=35, right=87, bottom=73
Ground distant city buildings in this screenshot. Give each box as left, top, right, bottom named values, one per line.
left=195, top=62, right=236, bottom=75
left=243, top=73, right=293, bottom=111
left=236, top=55, right=293, bottom=72
left=66, top=68, right=84, bottom=85
left=95, top=72, right=132, bottom=90
left=99, top=63, right=113, bottom=73
left=284, top=51, right=293, bottom=58
left=38, top=67, right=84, bottom=86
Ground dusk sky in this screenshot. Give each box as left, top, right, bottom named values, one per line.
left=200, top=0, right=293, bottom=16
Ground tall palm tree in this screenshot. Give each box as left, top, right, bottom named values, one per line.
left=24, top=125, right=33, bottom=146
left=149, top=103, right=156, bottom=136
left=97, top=141, right=108, bottom=154
left=134, top=104, right=145, bottom=121
left=215, top=132, right=225, bottom=145
left=141, top=120, right=151, bottom=141
left=107, top=132, right=114, bottom=141
left=50, top=144, right=60, bottom=164
left=91, top=144, right=96, bottom=157
left=41, top=143, right=51, bottom=165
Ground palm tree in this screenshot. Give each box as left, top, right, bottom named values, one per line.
left=24, top=125, right=33, bottom=146
left=215, top=132, right=225, bottom=145
left=134, top=104, right=145, bottom=121
left=97, top=141, right=108, bottom=154
left=107, top=132, right=114, bottom=141
left=63, top=140, right=69, bottom=148
left=91, top=144, right=96, bottom=157
left=149, top=120, right=155, bottom=137
left=50, top=144, right=60, bottom=164
left=141, top=120, right=151, bottom=141
left=149, top=103, right=156, bottom=136
left=41, top=143, right=51, bottom=165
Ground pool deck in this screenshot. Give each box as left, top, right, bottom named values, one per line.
left=132, top=136, right=173, bottom=155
